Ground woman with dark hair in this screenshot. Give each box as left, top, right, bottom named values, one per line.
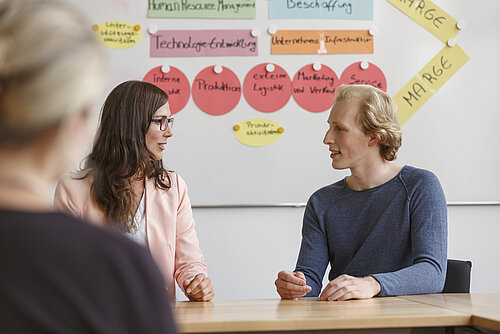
left=55, top=80, right=214, bottom=302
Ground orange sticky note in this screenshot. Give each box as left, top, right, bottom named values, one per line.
left=271, top=30, right=373, bottom=55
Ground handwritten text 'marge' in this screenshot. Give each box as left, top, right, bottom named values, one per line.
left=402, top=55, right=451, bottom=107
left=397, top=0, right=446, bottom=29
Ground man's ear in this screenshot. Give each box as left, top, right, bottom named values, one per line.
left=369, top=134, right=379, bottom=147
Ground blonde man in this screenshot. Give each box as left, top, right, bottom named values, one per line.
left=275, top=85, right=447, bottom=301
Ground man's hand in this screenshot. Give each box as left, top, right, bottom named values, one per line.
left=183, top=273, right=214, bottom=302
left=319, top=274, right=381, bottom=301
left=275, top=270, right=312, bottom=299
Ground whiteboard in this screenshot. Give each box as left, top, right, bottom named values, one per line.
left=68, top=0, right=500, bottom=205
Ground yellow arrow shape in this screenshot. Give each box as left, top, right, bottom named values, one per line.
left=394, top=44, right=469, bottom=125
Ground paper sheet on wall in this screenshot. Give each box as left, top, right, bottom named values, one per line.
left=394, top=44, right=469, bottom=125
left=147, top=0, right=255, bottom=18
left=339, top=62, right=387, bottom=91
left=271, top=30, right=373, bottom=55
left=94, top=21, right=141, bottom=49
left=268, top=0, right=373, bottom=20
left=292, top=64, right=338, bottom=113
left=243, top=63, right=292, bottom=113
left=192, top=66, right=241, bottom=115
left=386, top=0, right=459, bottom=43
left=150, top=30, right=258, bottom=57
left=142, top=66, right=190, bottom=115
left=234, top=118, right=283, bottom=147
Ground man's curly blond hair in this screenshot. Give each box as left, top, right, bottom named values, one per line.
left=335, top=84, right=402, bottom=161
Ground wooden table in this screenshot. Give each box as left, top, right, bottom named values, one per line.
left=401, top=294, right=500, bottom=331
left=174, top=294, right=500, bottom=333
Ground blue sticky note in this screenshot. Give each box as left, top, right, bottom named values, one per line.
left=269, top=0, right=373, bottom=20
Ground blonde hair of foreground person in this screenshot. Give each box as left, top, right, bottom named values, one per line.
left=0, top=0, right=106, bottom=207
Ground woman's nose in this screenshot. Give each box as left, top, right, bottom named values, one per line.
left=164, top=126, right=173, bottom=137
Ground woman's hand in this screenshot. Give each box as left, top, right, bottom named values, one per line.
left=183, top=273, right=214, bottom=302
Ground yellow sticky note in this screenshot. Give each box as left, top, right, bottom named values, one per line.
left=394, top=44, right=469, bottom=125
left=387, top=0, right=459, bottom=43
left=94, top=20, right=141, bottom=49
left=234, top=118, right=284, bottom=147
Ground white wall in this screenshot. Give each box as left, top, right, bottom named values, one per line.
left=64, top=0, right=500, bottom=206
left=60, top=0, right=500, bottom=300
left=447, top=205, right=500, bottom=293
left=174, top=204, right=500, bottom=300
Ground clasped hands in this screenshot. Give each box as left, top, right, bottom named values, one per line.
left=183, top=273, right=214, bottom=302
left=275, top=270, right=381, bottom=301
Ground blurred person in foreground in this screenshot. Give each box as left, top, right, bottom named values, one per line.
left=0, top=0, right=176, bottom=332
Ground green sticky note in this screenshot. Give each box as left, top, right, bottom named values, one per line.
left=147, top=0, right=256, bottom=19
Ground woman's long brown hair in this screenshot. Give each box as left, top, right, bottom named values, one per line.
left=81, top=80, right=171, bottom=231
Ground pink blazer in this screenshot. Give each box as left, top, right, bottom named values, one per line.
left=54, top=171, right=208, bottom=301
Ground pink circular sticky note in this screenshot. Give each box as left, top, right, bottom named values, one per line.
left=192, top=66, right=241, bottom=116
left=143, top=66, right=190, bottom=115
left=339, top=62, right=387, bottom=92
left=243, top=63, right=292, bottom=113
left=292, top=64, right=339, bottom=113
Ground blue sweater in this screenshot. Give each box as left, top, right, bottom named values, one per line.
left=295, top=165, right=447, bottom=297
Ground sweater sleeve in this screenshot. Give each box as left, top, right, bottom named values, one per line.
left=372, top=171, right=448, bottom=296
left=294, top=196, right=330, bottom=297
left=172, top=173, right=209, bottom=292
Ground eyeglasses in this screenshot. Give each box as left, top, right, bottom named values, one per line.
left=151, top=117, right=174, bottom=131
